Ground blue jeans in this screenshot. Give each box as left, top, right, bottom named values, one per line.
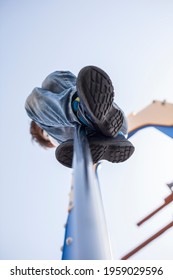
left=25, top=71, right=128, bottom=143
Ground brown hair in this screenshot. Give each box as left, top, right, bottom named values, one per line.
left=30, top=121, right=55, bottom=148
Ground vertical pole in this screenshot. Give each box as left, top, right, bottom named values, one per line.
left=62, top=125, right=112, bottom=260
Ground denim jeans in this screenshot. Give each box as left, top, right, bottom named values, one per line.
left=25, top=71, right=128, bottom=143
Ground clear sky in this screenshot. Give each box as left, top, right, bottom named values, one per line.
left=1, top=0, right=173, bottom=260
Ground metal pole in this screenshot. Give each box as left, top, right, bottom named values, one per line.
left=121, top=221, right=173, bottom=260
left=137, top=193, right=173, bottom=226
left=62, top=125, right=112, bottom=260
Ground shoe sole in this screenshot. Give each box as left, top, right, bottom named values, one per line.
left=55, top=137, right=135, bottom=168
left=76, top=66, right=123, bottom=137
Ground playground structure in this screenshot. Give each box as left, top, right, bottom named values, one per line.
left=128, top=99, right=173, bottom=139
left=61, top=100, right=173, bottom=260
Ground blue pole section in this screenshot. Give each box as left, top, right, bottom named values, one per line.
left=62, top=125, right=112, bottom=260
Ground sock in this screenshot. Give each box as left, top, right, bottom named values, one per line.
left=71, top=94, right=95, bottom=128
left=72, top=96, right=80, bottom=113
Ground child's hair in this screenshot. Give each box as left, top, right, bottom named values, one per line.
left=30, top=121, right=55, bottom=148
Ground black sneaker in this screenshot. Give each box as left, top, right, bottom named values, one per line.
left=76, top=66, right=123, bottom=137
left=55, top=134, right=135, bottom=168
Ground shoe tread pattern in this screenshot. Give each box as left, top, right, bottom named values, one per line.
left=89, top=68, right=114, bottom=120
left=77, top=66, right=123, bottom=137
left=105, top=145, right=134, bottom=163
left=100, top=108, right=123, bottom=137
left=55, top=140, right=134, bottom=168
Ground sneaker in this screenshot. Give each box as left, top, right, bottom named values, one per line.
left=76, top=66, right=123, bottom=137
left=55, top=134, right=135, bottom=168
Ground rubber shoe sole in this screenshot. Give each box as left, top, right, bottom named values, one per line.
left=76, top=66, right=123, bottom=137
left=55, top=137, right=135, bottom=168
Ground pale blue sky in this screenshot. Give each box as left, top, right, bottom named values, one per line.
left=1, top=0, right=173, bottom=259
